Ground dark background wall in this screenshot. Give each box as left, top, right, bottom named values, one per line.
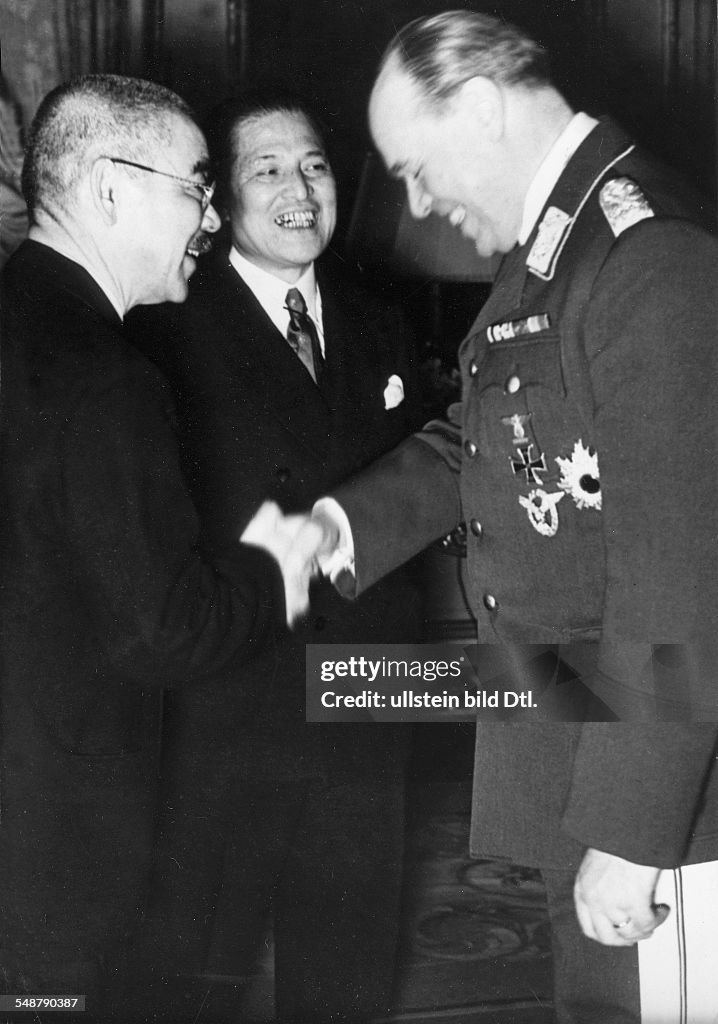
left=242, top=1, right=588, bottom=227
left=2, top=0, right=715, bottom=376
left=115, top=0, right=714, bottom=389
left=2, top=1, right=716, bottom=231
left=125, top=0, right=716, bottom=239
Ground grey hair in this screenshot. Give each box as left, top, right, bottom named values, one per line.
left=22, top=74, right=198, bottom=222
left=379, top=10, right=552, bottom=106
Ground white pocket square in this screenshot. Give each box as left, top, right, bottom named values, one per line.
left=383, top=374, right=404, bottom=410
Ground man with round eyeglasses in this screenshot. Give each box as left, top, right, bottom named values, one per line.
left=104, top=155, right=217, bottom=213
left=0, top=74, right=301, bottom=1022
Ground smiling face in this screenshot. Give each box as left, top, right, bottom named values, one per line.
left=125, top=114, right=221, bottom=306
left=369, top=57, right=523, bottom=258
left=226, top=109, right=337, bottom=283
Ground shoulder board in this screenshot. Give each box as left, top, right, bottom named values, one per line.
left=599, top=177, right=655, bottom=237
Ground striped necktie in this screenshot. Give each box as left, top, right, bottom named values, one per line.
left=285, top=287, right=325, bottom=386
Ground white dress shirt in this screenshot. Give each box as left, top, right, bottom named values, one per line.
left=228, top=246, right=326, bottom=356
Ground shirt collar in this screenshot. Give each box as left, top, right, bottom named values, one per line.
left=518, top=112, right=599, bottom=245
left=228, top=246, right=320, bottom=323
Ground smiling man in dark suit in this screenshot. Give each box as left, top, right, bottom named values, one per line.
left=130, top=91, right=421, bottom=1024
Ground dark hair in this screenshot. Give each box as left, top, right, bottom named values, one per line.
left=22, top=74, right=197, bottom=221
left=203, top=89, right=330, bottom=215
left=379, top=10, right=552, bottom=106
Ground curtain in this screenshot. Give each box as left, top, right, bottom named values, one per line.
left=0, top=0, right=132, bottom=264
left=1, top=0, right=131, bottom=126
left=0, top=78, right=27, bottom=269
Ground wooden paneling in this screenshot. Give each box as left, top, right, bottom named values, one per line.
left=136, top=0, right=716, bottom=202
left=134, top=0, right=248, bottom=116
left=674, top=0, right=717, bottom=196
left=582, top=0, right=716, bottom=196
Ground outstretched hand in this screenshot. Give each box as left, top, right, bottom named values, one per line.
left=241, top=501, right=340, bottom=626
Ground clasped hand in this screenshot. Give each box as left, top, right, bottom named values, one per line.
left=574, top=847, right=669, bottom=946
left=240, top=501, right=339, bottom=625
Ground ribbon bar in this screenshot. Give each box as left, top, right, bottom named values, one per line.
left=487, top=312, right=551, bottom=344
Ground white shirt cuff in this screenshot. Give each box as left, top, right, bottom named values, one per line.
left=312, top=497, right=355, bottom=582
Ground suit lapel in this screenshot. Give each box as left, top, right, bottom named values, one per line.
left=318, top=270, right=379, bottom=452
left=204, top=261, right=333, bottom=456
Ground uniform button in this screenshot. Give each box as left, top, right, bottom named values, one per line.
left=469, top=360, right=479, bottom=377
left=314, top=615, right=327, bottom=631
left=464, top=440, right=478, bottom=458
left=469, top=518, right=483, bottom=538
left=276, top=467, right=291, bottom=483
left=505, top=374, right=521, bottom=394
left=483, top=593, right=498, bottom=611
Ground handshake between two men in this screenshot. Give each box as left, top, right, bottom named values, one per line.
left=241, top=500, right=345, bottom=626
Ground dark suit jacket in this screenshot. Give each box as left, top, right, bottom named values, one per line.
left=332, top=119, right=718, bottom=869
left=130, top=251, right=422, bottom=780
left=0, top=241, right=283, bottom=986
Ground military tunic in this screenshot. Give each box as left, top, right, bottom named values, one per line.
left=334, top=118, right=718, bottom=870
left=457, top=121, right=717, bottom=657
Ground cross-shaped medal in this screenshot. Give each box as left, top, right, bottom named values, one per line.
left=510, top=444, right=547, bottom=484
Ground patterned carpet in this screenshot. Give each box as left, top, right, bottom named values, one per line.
left=386, top=781, right=553, bottom=1023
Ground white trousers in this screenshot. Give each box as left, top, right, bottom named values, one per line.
left=639, top=861, right=718, bottom=1023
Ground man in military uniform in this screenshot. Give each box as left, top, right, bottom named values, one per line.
left=279, top=11, right=718, bottom=1022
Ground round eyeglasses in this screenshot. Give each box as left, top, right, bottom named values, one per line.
left=106, top=157, right=216, bottom=211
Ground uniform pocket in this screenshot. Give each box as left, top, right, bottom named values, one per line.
left=470, top=334, right=566, bottom=458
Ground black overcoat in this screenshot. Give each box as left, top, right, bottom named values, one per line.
left=0, top=241, right=283, bottom=992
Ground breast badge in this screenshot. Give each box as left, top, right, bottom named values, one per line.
left=556, top=440, right=601, bottom=510
left=515, top=439, right=600, bottom=536
left=519, top=489, right=565, bottom=537
left=501, top=413, right=531, bottom=445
